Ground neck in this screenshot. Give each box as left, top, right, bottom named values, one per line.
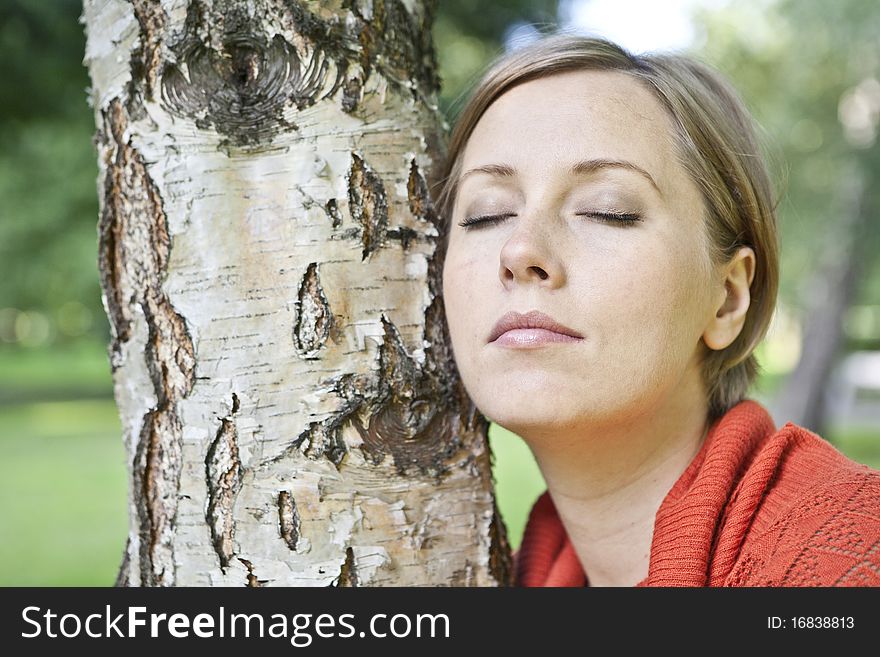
left=521, top=377, right=710, bottom=587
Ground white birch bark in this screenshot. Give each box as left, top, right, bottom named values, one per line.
left=82, top=0, right=511, bottom=586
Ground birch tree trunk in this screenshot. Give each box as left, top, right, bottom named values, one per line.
left=82, top=0, right=511, bottom=587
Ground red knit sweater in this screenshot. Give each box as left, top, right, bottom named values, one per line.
left=515, top=400, right=880, bottom=586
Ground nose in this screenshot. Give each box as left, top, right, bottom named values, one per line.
left=498, top=218, right=566, bottom=289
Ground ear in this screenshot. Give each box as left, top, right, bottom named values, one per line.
left=702, top=247, right=756, bottom=351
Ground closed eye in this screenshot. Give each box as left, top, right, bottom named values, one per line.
left=576, top=211, right=642, bottom=225
left=458, top=210, right=642, bottom=230
left=457, top=213, right=516, bottom=229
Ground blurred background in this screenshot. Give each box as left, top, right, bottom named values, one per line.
left=1, top=0, right=878, bottom=585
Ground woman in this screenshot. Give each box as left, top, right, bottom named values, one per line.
left=437, top=34, right=880, bottom=587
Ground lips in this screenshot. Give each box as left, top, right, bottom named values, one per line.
left=488, top=310, right=584, bottom=343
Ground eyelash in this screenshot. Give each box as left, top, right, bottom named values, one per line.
left=457, top=211, right=642, bottom=229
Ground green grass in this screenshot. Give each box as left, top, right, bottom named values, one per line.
left=0, top=340, right=113, bottom=401
left=827, top=427, right=880, bottom=470
left=489, top=424, right=545, bottom=550
left=0, top=399, right=128, bottom=586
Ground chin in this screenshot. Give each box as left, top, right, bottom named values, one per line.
left=471, top=378, right=638, bottom=438
left=475, top=395, right=582, bottom=436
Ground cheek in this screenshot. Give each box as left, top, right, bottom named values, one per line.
left=593, top=240, right=707, bottom=359
left=654, top=251, right=712, bottom=367
left=442, top=244, right=483, bottom=339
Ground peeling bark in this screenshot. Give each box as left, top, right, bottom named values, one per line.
left=84, top=0, right=510, bottom=587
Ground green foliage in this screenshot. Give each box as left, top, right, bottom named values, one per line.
left=434, top=0, right=559, bottom=117
left=0, top=0, right=106, bottom=345
left=0, top=0, right=89, bottom=123
left=0, top=120, right=101, bottom=310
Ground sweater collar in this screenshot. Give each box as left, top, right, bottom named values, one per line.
left=515, top=400, right=777, bottom=586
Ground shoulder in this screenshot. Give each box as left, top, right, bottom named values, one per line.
left=727, top=421, right=880, bottom=586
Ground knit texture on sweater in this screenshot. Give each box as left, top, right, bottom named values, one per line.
left=515, top=400, right=880, bottom=587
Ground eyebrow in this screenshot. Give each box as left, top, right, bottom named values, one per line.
left=458, top=159, right=663, bottom=196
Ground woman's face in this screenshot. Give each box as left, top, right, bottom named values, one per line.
left=442, top=69, right=723, bottom=436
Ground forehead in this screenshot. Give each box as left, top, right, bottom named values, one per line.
left=460, top=70, right=679, bottom=191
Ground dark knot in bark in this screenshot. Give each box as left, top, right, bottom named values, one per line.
left=160, top=34, right=338, bottom=145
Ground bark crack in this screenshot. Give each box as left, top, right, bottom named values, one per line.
left=99, top=99, right=195, bottom=586
left=489, top=498, right=514, bottom=586
left=238, top=557, right=266, bottom=587
left=278, top=490, right=302, bottom=551
left=129, top=0, right=168, bottom=104
left=352, top=316, right=463, bottom=476
left=279, top=313, right=466, bottom=477
left=291, top=409, right=353, bottom=469
left=348, top=152, right=389, bottom=260
left=407, top=158, right=439, bottom=229
left=342, top=0, right=441, bottom=104
left=292, top=262, right=333, bottom=358
left=332, top=546, right=359, bottom=587
left=206, top=394, right=243, bottom=571
left=324, top=198, right=343, bottom=228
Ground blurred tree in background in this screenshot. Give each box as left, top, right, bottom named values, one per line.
left=695, top=0, right=880, bottom=433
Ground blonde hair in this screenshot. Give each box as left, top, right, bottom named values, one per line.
left=435, top=34, right=780, bottom=419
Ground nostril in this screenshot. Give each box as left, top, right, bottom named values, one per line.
left=530, top=266, right=549, bottom=280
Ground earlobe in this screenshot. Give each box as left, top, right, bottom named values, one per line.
left=703, top=247, right=756, bottom=351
